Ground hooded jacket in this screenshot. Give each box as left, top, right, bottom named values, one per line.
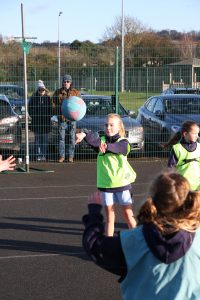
left=82, top=203, right=200, bottom=300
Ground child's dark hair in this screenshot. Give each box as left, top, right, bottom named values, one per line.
left=137, top=171, right=200, bottom=234
left=161, top=120, right=199, bottom=149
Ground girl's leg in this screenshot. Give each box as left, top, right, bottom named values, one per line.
left=105, top=205, right=115, bottom=236
left=122, top=205, right=137, bottom=229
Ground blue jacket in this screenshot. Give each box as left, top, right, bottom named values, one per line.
left=120, top=226, right=200, bottom=300
left=82, top=204, right=200, bottom=299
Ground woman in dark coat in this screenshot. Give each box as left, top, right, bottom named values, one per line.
left=28, top=80, right=52, bottom=161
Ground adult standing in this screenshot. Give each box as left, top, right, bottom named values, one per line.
left=28, top=80, right=52, bottom=161
left=52, top=74, right=81, bottom=163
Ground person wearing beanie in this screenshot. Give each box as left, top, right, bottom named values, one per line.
left=28, top=80, right=52, bottom=161
left=52, top=74, right=81, bottom=163
left=37, top=80, right=46, bottom=90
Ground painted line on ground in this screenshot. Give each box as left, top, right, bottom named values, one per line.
left=0, top=193, right=146, bottom=201
left=0, top=252, right=85, bottom=260
left=0, top=182, right=150, bottom=190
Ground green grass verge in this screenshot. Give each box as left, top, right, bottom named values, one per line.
left=86, top=90, right=160, bottom=114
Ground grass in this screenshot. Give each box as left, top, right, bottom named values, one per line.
left=86, top=90, right=160, bottom=114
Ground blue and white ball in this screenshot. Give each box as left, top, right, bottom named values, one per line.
left=61, top=96, right=86, bottom=121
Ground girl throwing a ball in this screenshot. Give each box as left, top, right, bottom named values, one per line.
left=76, top=113, right=137, bottom=236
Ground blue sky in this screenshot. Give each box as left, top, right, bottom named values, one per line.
left=1, top=0, right=200, bottom=43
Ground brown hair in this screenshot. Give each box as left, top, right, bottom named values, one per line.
left=137, top=171, right=200, bottom=234
left=106, top=113, right=125, bottom=137
left=162, top=120, right=199, bottom=149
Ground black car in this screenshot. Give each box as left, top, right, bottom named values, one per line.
left=162, top=87, right=200, bottom=95
left=0, top=84, right=26, bottom=119
left=136, top=94, right=200, bottom=149
left=49, top=95, right=144, bottom=157
left=0, top=94, right=22, bottom=152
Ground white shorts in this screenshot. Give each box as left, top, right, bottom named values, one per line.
left=101, top=190, right=133, bottom=206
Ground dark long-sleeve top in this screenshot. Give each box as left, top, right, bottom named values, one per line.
left=28, top=90, right=52, bottom=133
left=168, top=137, right=198, bottom=168
left=85, top=131, right=129, bottom=156
left=84, top=131, right=132, bottom=192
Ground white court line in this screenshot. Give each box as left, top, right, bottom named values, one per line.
left=0, top=185, right=95, bottom=190
left=0, top=193, right=146, bottom=201
left=0, top=195, right=88, bottom=201
left=0, top=252, right=85, bottom=260
left=0, top=182, right=149, bottom=190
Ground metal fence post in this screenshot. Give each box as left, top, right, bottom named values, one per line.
left=115, top=47, right=119, bottom=114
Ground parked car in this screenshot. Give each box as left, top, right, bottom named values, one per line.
left=0, top=84, right=27, bottom=119
left=136, top=94, right=200, bottom=150
left=0, top=94, right=22, bottom=152
left=49, top=95, right=144, bottom=157
left=162, top=87, right=200, bottom=95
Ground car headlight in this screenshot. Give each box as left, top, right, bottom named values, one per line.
left=127, top=127, right=143, bottom=137
left=0, top=116, right=19, bottom=125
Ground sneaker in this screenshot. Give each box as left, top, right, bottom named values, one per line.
left=68, top=157, right=74, bottom=163
left=58, top=157, right=65, bottom=163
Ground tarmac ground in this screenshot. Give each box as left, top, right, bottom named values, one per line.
left=0, top=159, right=167, bottom=300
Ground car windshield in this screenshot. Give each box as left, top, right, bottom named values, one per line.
left=174, top=89, right=200, bottom=94
left=165, top=98, right=200, bottom=114
left=0, top=86, right=24, bottom=99
left=84, top=98, right=128, bottom=116
left=0, top=101, right=12, bottom=117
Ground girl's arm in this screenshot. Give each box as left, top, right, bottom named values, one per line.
left=167, top=148, right=178, bottom=168
left=82, top=192, right=127, bottom=280
left=75, top=132, right=86, bottom=144
left=76, top=131, right=101, bottom=148
left=106, top=138, right=129, bottom=156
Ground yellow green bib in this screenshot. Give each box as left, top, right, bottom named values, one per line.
left=97, top=136, right=136, bottom=188
left=173, top=142, right=200, bottom=190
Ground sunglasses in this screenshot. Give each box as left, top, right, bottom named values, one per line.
left=38, top=88, right=45, bottom=91
left=64, top=81, right=71, bottom=83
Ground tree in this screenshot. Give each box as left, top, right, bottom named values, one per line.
left=101, top=15, right=148, bottom=48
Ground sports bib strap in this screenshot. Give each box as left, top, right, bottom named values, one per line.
left=182, top=158, right=199, bottom=165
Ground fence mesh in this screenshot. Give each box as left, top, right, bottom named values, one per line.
left=0, top=42, right=200, bottom=163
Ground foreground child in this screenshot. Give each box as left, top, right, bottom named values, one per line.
left=82, top=171, right=200, bottom=299
left=76, top=113, right=137, bottom=236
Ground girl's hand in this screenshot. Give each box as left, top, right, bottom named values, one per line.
left=75, top=132, right=86, bottom=144
left=99, top=143, right=107, bottom=153
left=87, top=191, right=102, bottom=205
left=0, top=156, right=16, bottom=172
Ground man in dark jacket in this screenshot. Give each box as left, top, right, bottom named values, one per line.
left=52, top=74, right=81, bottom=163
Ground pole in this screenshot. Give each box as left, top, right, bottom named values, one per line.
left=58, top=12, right=62, bottom=87
left=115, top=47, right=119, bottom=113
left=121, top=0, right=125, bottom=92
left=146, top=67, right=149, bottom=100
left=21, top=3, right=29, bottom=172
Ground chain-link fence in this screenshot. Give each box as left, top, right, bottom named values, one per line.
left=0, top=42, right=200, bottom=164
